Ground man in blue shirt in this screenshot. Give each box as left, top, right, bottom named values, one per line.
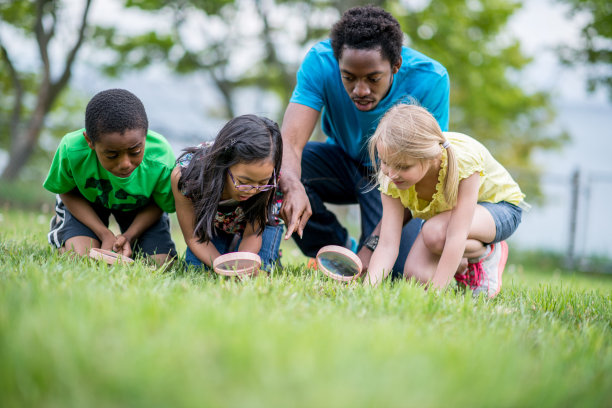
left=279, top=5, right=450, bottom=274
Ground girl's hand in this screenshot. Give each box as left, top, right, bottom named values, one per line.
left=113, top=234, right=133, bottom=258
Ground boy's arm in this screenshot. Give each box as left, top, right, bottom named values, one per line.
left=59, top=189, right=116, bottom=251
left=171, top=167, right=221, bottom=267
left=237, top=222, right=262, bottom=254
left=364, top=193, right=404, bottom=286
left=113, top=202, right=164, bottom=257
left=431, top=172, right=480, bottom=288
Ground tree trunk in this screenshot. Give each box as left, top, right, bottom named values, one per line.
left=1, top=94, right=49, bottom=181
left=0, top=0, right=92, bottom=181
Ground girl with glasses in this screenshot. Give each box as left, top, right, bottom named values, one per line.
left=171, top=114, right=283, bottom=270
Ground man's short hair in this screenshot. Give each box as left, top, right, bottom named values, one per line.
left=330, top=5, right=404, bottom=66
left=85, top=88, right=148, bottom=143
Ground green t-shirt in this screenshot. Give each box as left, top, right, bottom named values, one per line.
left=43, top=129, right=176, bottom=213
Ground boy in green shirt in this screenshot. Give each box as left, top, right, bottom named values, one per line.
left=44, top=88, right=176, bottom=265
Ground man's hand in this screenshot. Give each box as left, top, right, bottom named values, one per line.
left=279, top=174, right=312, bottom=240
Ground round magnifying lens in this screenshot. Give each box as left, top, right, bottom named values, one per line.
left=213, top=252, right=262, bottom=277
left=316, top=245, right=363, bottom=282
left=89, top=248, right=134, bottom=265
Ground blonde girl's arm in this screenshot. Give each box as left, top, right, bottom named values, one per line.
left=431, top=172, right=480, bottom=288
left=364, top=193, right=404, bottom=286
left=171, top=167, right=221, bottom=267
left=237, top=222, right=262, bottom=254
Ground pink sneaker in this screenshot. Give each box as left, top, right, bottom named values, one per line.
left=455, top=241, right=508, bottom=298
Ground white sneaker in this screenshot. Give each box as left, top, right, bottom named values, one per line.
left=473, top=241, right=508, bottom=298
left=456, top=242, right=508, bottom=298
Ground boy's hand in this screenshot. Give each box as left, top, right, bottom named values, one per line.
left=100, top=231, right=117, bottom=252
left=113, top=235, right=133, bottom=258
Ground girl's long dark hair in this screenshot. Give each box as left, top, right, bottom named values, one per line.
left=177, top=114, right=283, bottom=243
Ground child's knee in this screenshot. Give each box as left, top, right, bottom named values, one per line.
left=61, top=236, right=99, bottom=256
left=421, top=221, right=446, bottom=254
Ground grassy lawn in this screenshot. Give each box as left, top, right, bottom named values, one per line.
left=1, top=208, right=611, bottom=407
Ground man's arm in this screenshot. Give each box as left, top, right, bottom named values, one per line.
left=279, top=102, right=320, bottom=240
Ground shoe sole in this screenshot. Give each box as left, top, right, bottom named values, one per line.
left=490, top=241, right=509, bottom=298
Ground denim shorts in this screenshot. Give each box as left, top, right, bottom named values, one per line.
left=479, top=201, right=523, bottom=244
left=48, top=195, right=176, bottom=257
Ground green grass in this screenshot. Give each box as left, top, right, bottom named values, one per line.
left=1, top=209, right=611, bottom=408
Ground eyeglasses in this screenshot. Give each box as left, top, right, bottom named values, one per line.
left=228, top=168, right=277, bottom=192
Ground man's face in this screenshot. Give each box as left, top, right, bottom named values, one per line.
left=338, top=46, right=401, bottom=112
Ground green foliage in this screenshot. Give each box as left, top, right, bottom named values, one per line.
left=0, top=1, right=37, bottom=31
left=557, top=0, right=612, bottom=99
left=0, top=181, right=54, bottom=211
left=1, top=213, right=611, bottom=407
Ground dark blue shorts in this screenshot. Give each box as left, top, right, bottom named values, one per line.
left=48, top=195, right=176, bottom=257
left=479, top=201, right=523, bottom=244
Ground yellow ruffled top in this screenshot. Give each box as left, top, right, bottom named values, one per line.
left=379, top=132, right=526, bottom=220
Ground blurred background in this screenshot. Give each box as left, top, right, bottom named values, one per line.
left=1, top=0, right=610, bottom=270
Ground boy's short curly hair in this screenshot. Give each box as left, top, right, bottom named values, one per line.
left=330, top=5, right=403, bottom=66
left=85, top=88, right=148, bottom=143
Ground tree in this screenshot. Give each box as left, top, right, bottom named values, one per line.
left=0, top=0, right=93, bottom=181
left=93, top=0, right=332, bottom=119
left=556, top=0, right=612, bottom=100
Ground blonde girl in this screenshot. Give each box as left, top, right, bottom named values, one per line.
left=366, top=104, right=526, bottom=297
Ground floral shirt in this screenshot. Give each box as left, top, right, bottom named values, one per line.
left=178, top=142, right=283, bottom=235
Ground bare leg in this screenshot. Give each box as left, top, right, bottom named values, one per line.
left=403, top=205, right=497, bottom=284
left=403, top=232, right=440, bottom=285
left=150, top=253, right=175, bottom=267
left=60, top=236, right=101, bottom=256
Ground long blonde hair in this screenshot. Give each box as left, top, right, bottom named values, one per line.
left=368, top=104, right=459, bottom=206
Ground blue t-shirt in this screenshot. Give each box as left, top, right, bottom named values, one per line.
left=290, top=39, right=449, bottom=165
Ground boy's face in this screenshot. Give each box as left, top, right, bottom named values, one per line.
left=84, top=129, right=146, bottom=178
left=338, top=46, right=401, bottom=112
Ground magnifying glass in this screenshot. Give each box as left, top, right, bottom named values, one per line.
left=213, top=252, right=262, bottom=277
left=89, top=248, right=134, bottom=265
left=316, top=245, right=363, bottom=282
